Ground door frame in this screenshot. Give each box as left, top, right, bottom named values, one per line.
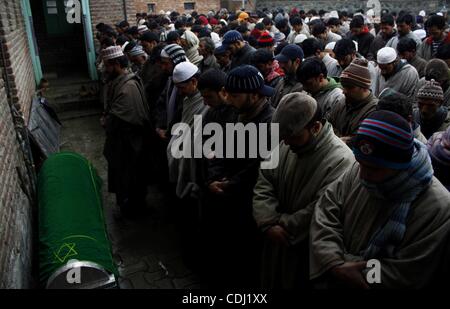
left=21, top=0, right=43, bottom=85
left=21, top=0, right=98, bottom=82
left=81, top=0, right=98, bottom=80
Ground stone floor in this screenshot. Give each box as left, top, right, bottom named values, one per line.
left=59, top=110, right=204, bottom=289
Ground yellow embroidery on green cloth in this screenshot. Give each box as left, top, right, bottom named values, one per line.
left=53, top=243, right=78, bottom=263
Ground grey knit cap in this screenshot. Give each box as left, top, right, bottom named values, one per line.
left=417, top=79, right=444, bottom=102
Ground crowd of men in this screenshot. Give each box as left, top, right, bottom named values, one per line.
left=95, top=6, right=450, bottom=289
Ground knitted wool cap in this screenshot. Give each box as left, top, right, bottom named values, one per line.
left=137, top=25, right=149, bottom=34
left=198, top=16, right=209, bottom=26
left=250, top=28, right=262, bottom=39
left=222, top=30, right=244, bottom=46
left=257, top=31, right=274, bottom=47
left=340, top=58, right=372, bottom=89
left=353, top=110, right=415, bottom=170
left=272, top=92, right=318, bottom=139
left=238, top=12, right=249, bottom=22
left=128, top=45, right=146, bottom=57
left=417, top=79, right=444, bottom=102
left=102, top=46, right=124, bottom=61
left=225, top=65, right=275, bottom=97
left=161, top=44, right=187, bottom=65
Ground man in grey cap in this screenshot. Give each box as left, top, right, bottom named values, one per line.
left=253, top=92, right=354, bottom=289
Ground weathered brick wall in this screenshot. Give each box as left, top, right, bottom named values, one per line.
left=0, top=0, right=36, bottom=289
left=134, top=0, right=221, bottom=15
left=89, top=0, right=126, bottom=33
left=222, top=0, right=256, bottom=13
left=0, top=0, right=36, bottom=119
left=255, top=0, right=445, bottom=15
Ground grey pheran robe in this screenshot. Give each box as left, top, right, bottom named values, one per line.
left=310, top=162, right=450, bottom=288
left=253, top=122, right=355, bottom=288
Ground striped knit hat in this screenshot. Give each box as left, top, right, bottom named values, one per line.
left=417, top=79, right=444, bottom=102
left=340, top=58, right=372, bottom=89
left=161, top=44, right=187, bottom=65
left=353, top=111, right=415, bottom=170
left=257, top=31, right=274, bottom=47
left=225, top=65, right=275, bottom=97
left=137, top=25, right=149, bottom=34
left=128, top=45, right=146, bottom=57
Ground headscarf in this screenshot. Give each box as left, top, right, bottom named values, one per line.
left=181, top=30, right=204, bottom=66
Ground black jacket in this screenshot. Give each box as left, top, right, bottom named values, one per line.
left=348, top=32, right=375, bottom=59
left=230, top=44, right=256, bottom=69
left=367, top=30, right=397, bottom=61
left=206, top=100, right=274, bottom=209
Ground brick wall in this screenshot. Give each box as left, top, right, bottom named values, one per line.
left=222, top=0, right=256, bottom=13
left=88, top=0, right=221, bottom=48
left=88, top=0, right=126, bottom=34
left=255, top=0, right=445, bottom=15
left=0, top=0, right=36, bottom=289
left=133, top=0, right=221, bottom=15
left=0, top=0, right=36, bottom=119
left=87, top=0, right=146, bottom=28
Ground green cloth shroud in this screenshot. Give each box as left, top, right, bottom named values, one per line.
left=38, top=152, right=117, bottom=286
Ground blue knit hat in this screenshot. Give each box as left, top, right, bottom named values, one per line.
left=225, top=65, right=275, bottom=97
left=353, top=111, right=415, bottom=170
left=222, top=30, right=243, bottom=47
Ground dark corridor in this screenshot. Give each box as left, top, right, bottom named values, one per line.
left=31, top=0, right=88, bottom=80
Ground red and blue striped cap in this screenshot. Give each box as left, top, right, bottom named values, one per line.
left=353, top=110, right=415, bottom=170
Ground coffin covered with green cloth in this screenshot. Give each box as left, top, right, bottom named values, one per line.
left=38, top=152, right=118, bottom=288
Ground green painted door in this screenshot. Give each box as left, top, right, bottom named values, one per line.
left=21, top=0, right=43, bottom=85
left=42, top=0, right=77, bottom=36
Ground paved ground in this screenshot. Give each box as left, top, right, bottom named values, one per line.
left=59, top=110, right=204, bottom=289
